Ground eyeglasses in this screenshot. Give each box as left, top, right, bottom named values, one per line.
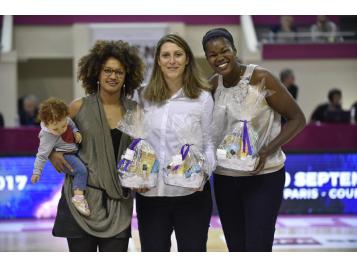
left=102, top=67, right=125, bottom=77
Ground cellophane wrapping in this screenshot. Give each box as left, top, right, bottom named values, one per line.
left=164, top=115, right=208, bottom=189
left=117, top=106, right=158, bottom=188
left=213, top=78, right=273, bottom=171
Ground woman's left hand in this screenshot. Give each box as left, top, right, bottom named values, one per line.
left=192, top=173, right=210, bottom=192
left=131, top=187, right=150, bottom=193
left=250, top=148, right=269, bottom=175
left=192, top=183, right=205, bottom=192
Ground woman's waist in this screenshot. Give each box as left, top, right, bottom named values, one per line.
left=138, top=179, right=210, bottom=198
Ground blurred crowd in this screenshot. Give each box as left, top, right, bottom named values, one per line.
left=278, top=68, right=356, bottom=124
left=267, top=15, right=346, bottom=43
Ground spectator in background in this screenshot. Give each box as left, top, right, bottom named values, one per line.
left=310, top=88, right=349, bottom=123
left=280, top=68, right=299, bottom=100
left=270, top=15, right=298, bottom=43
left=311, top=15, right=339, bottom=43
left=280, top=69, right=299, bottom=125
left=18, top=94, right=40, bottom=126
left=351, top=101, right=357, bottom=123
left=0, top=112, right=4, bottom=127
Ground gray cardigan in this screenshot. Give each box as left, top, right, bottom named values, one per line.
left=61, top=94, right=134, bottom=238
left=33, top=118, right=79, bottom=176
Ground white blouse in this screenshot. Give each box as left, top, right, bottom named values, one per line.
left=137, top=88, right=216, bottom=197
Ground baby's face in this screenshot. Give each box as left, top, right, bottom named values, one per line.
left=47, top=118, right=68, bottom=136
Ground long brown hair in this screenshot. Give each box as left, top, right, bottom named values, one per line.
left=144, top=34, right=211, bottom=103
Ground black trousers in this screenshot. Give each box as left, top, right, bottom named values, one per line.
left=67, top=236, right=129, bottom=252
left=136, top=182, right=213, bottom=252
left=214, top=167, right=285, bottom=252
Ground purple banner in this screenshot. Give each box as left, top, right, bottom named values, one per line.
left=283, top=123, right=357, bottom=152
left=13, top=15, right=240, bottom=25
left=253, top=15, right=340, bottom=26
left=2, top=124, right=357, bottom=155
left=263, top=43, right=357, bottom=59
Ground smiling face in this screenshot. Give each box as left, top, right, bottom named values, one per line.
left=46, top=118, right=68, bottom=136
left=158, top=41, right=188, bottom=83
left=98, top=57, right=126, bottom=95
left=205, top=37, right=238, bottom=77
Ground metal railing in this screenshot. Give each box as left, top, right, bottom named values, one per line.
left=260, top=31, right=357, bottom=44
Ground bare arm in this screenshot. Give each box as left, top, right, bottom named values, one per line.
left=68, top=98, right=83, bottom=119
left=49, top=98, right=84, bottom=173
left=251, top=67, right=306, bottom=174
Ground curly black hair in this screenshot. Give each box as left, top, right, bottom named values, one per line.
left=77, top=40, right=145, bottom=96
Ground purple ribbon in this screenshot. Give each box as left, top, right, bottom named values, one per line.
left=240, top=120, right=252, bottom=155
left=129, top=138, right=142, bottom=150
left=172, top=144, right=190, bottom=171
left=181, top=144, right=190, bottom=160
left=118, top=138, right=142, bottom=172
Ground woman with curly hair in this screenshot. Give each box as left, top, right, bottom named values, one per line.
left=49, top=40, right=145, bottom=251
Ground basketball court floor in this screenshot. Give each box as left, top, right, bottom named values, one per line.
left=1, top=215, right=357, bottom=252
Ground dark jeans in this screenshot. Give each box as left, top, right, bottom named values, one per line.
left=214, top=167, right=285, bottom=252
left=136, top=182, right=213, bottom=252
left=67, top=236, right=129, bottom=252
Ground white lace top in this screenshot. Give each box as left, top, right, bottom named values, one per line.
left=213, top=64, right=286, bottom=177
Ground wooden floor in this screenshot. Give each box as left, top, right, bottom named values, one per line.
left=1, top=215, right=357, bottom=252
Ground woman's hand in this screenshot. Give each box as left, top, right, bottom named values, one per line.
left=192, top=173, right=210, bottom=192
left=192, top=183, right=205, bottom=192
left=49, top=151, right=73, bottom=173
left=131, top=187, right=150, bottom=193
left=250, top=148, right=269, bottom=175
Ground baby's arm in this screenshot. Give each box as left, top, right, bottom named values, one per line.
left=32, top=131, right=57, bottom=183
left=67, top=117, right=82, bottom=143
left=67, top=117, right=79, bottom=133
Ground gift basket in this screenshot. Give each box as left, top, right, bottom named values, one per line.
left=164, top=115, right=209, bottom=189
left=216, top=121, right=259, bottom=171
left=117, top=106, right=159, bottom=188
left=214, top=78, right=272, bottom=172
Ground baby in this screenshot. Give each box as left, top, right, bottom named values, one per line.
left=31, top=98, right=90, bottom=216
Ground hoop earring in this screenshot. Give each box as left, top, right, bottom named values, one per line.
left=97, top=80, right=100, bottom=91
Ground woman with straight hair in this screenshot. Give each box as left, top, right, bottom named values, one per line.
left=135, top=33, right=216, bottom=252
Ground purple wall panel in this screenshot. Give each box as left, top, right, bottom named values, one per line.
left=2, top=124, right=357, bottom=155
left=283, top=124, right=357, bottom=152
left=13, top=15, right=240, bottom=25
left=253, top=15, right=340, bottom=26
left=263, top=43, right=357, bottom=59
